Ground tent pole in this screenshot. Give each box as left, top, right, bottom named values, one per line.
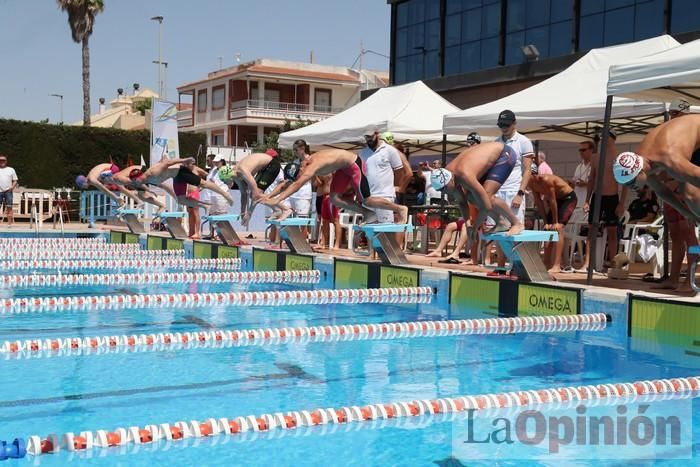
left=661, top=111, right=670, bottom=280
left=441, top=134, right=447, bottom=167
left=587, top=95, right=614, bottom=285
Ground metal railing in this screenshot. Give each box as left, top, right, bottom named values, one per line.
left=230, top=99, right=343, bottom=114
left=79, top=191, right=140, bottom=227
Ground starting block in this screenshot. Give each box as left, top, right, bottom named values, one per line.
left=482, top=230, right=559, bottom=282
left=115, top=208, right=145, bottom=234
left=353, top=223, right=412, bottom=265
left=207, top=214, right=241, bottom=246
left=157, top=212, right=188, bottom=239
left=267, top=217, right=316, bottom=254
left=690, top=246, right=699, bottom=294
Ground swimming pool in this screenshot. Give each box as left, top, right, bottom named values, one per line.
left=0, top=237, right=697, bottom=465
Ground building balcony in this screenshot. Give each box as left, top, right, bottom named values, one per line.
left=177, top=109, right=193, bottom=128
left=228, top=99, right=344, bottom=121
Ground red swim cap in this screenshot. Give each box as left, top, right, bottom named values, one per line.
left=265, top=149, right=279, bottom=158
left=129, top=168, right=144, bottom=179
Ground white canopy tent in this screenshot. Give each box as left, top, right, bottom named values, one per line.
left=278, top=81, right=464, bottom=154
left=443, top=35, right=679, bottom=143
left=607, top=37, right=700, bottom=104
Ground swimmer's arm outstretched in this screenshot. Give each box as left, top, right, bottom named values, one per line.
left=90, top=178, right=124, bottom=205
left=118, top=186, right=144, bottom=205
left=263, top=167, right=316, bottom=206
left=236, top=167, right=263, bottom=200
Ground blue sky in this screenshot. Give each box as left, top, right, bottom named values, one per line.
left=0, top=0, right=391, bottom=124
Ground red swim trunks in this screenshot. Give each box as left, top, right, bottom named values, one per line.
left=663, top=203, right=685, bottom=224
left=330, top=156, right=370, bottom=201
left=320, top=194, right=339, bottom=221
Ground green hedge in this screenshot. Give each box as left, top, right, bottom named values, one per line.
left=0, top=119, right=206, bottom=189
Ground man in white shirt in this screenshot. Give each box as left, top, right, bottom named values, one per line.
left=0, top=154, right=18, bottom=227
left=206, top=155, right=231, bottom=217
left=287, top=140, right=313, bottom=219
left=359, top=132, right=409, bottom=224
left=570, top=141, right=593, bottom=224
left=494, top=110, right=535, bottom=267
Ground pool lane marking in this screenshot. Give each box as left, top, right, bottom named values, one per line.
left=0, top=269, right=320, bottom=288
left=0, top=363, right=315, bottom=409
left=0, top=285, right=431, bottom=315
left=0, top=258, right=241, bottom=272
left=0, top=313, right=606, bottom=359
left=24, top=375, right=700, bottom=456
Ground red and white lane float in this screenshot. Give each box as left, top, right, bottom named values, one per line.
left=24, top=375, right=700, bottom=456
left=0, top=269, right=319, bottom=289
left=0, top=258, right=241, bottom=272
left=0, top=313, right=606, bottom=359
left=0, top=237, right=105, bottom=245
left=0, top=285, right=429, bottom=315
left=0, top=249, right=184, bottom=260
left=0, top=243, right=139, bottom=253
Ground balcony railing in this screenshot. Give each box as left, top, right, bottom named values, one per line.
left=229, top=99, right=344, bottom=121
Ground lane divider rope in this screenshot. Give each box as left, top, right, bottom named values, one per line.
left=0, top=237, right=105, bottom=245
left=23, top=375, right=700, bottom=457
left=0, top=249, right=184, bottom=260
left=1, top=244, right=140, bottom=253
left=0, top=270, right=320, bottom=289
left=0, top=286, right=430, bottom=315
left=0, top=313, right=606, bottom=359
left=23, top=390, right=699, bottom=461
left=0, top=258, right=241, bottom=272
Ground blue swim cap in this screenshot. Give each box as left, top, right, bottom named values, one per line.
left=75, top=175, right=88, bottom=188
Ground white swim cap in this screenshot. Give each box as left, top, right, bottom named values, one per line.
left=613, top=152, right=644, bottom=185
left=431, top=168, right=452, bottom=190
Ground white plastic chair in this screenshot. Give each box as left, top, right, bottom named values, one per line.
left=619, top=215, right=664, bottom=262
left=329, top=212, right=363, bottom=249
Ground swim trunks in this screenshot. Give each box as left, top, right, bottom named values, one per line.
left=321, top=194, right=339, bottom=221
left=546, top=192, right=577, bottom=225
left=479, top=145, right=517, bottom=186
left=587, top=194, right=620, bottom=226
left=173, top=166, right=202, bottom=196
left=330, top=156, right=371, bottom=201
left=692, top=148, right=700, bottom=166
left=255, top=158, right=282, bottom=191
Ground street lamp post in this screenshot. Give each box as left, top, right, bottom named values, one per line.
left=49, top=94, right=64, bottom=124
left=152, top=61, right=168, bottom=99
left=150, top=15, right=164, bottom=98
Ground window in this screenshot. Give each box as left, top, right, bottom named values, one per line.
left=505, top=0, right=574, bottom=65
left=197, top=89, right=207, bottom=113
left=211, top=132, right=224, bottom=146
left=211, top=85, right=225, bottom=110
left=670, top=0, right=700, bottom=34
left=443, top=0, right=503, bottom=77
left=394, top=0, right=446, bottom=83
left=314, top=89, right=332, bottom=112
left=579, top=0, right=663, bottom=52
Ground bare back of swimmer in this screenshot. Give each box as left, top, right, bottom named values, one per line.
left=614, top=114, right=700, bottom=223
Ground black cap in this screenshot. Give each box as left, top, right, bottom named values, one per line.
left=467, top=132, right=481, bottom=145
left=497, top=110, right=516, bottom=126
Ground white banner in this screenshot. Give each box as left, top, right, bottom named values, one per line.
left=150, top=99, right=179, bottom=167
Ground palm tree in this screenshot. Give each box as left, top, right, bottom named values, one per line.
left=57, top=0, right=105, bottom=126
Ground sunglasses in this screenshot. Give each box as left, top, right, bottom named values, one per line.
left=578, top=148, right=590, bottom=153
left=497, top=122, right=512, bottom=129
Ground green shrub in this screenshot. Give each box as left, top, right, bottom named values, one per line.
left=0, top=118, right=206, bottom=189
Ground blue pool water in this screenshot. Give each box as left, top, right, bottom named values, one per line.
left=0, top=256, right=698, bottom=464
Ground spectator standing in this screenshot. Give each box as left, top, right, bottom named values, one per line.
left=537, top=151, right=553, bottom=175
left=0, top=155, right=18, bottom=227
left=581, top=130, right=628, bottom=271
left=493, top=110, right=535, bottom=267
left=288, top=140, right=313, bottom=219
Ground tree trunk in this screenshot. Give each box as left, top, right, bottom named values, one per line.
left=82, top=36, right=91, bottom=126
